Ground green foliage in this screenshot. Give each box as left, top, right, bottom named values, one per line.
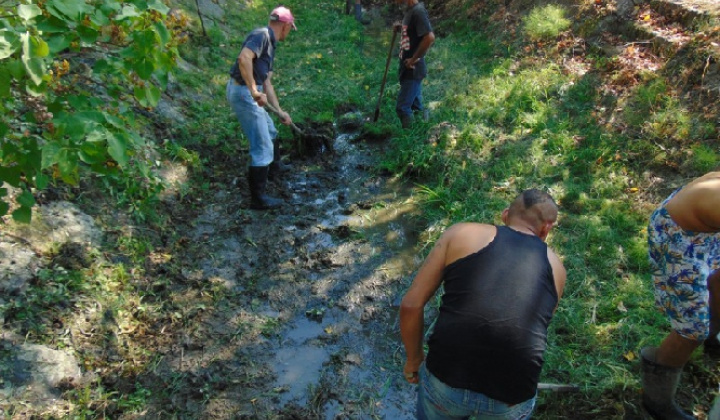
left=0, top=0, right=186, bottom=221
left=523, top=5, right=571, bottom=41
left=689, top=143, right=718, bottom=173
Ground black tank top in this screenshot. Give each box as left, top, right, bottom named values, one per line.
left=425, top=226, right=558, bottom=404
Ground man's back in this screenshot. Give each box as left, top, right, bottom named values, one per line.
left=665, top=171, right=720, bottom=232
left=426, top=226, right=557, bottom=404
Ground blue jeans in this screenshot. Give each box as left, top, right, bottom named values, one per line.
left=417, top=363, right=536, bottom=420
left=226, top=80, right=277, bottom=167
left=396, top=77, right=424, bottom=118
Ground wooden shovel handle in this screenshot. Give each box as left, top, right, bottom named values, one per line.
left=264, top=102, right=304, bottom=135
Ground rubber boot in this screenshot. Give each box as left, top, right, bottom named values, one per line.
left=703, top=331, right=720, bottom=358
left=354, top=3, right=370, bottom=24
left=248, top=166, right=282, bottom=210
left=400, top=114, right=413, bottom=129
left=268, top=139, right=291, bottom=181
left=640, top=347, right=695, bottom=420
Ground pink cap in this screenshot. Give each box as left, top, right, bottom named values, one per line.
left=270, top=6, right=297, bottom=30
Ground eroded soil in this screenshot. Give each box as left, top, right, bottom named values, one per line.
left=137, top=131, right=426, bottom=418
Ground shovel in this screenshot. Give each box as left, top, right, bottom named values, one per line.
left=537, top=382, right=579, bottom=392
left=373, top=27, right=399, bottom=122
left=264, top=102, right=304, bottom=136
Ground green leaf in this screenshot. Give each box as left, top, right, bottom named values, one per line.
left=18, top=5, right=43, bottom=22
left=154, top=22, right=170, bottom=45
left=0, top=67, right=10, bottom=97
left=127, top=0, right=150, bottom=11
left=107, top=132, right=129, bottom=166
left=90, top=9, right=111, bottom=26
left=6, top=59, right=25, bottom=79
left=21, top=34, right=47, bottom=85
left=75, top=111, right=106, bottom=124
left=104, top=114, right=125, bottom=129
left=42, top=142, right=62, bottom=169
left=115, top=4, right=141, bottom=20
left=12, top=206, right=32, bottom=223
left=100, top=0, right=122, bottom=14
left=0, top=30, right=20, bottom=60
left=36, top=15, right=71, bottom=33
left=134, top=58, right=154, bottom=80
left=57, top=148, right=79, bottom=185
left=16, top=190, right=35, bottom=207
left=26, top=80, right=48, bottom=96
left=23, top=57, right=45, bottom=86
left=147, top=0, right=170, bottom=14
left=31, top=37, right=50, bottom=58
left=0, top=121, right=8, bottom=138
left=0, top=166, right=22, bottom=187
left=35, top=173, right=50, bottom=189
left=77, top=25, right=98, bottom=44
left=0, top=201, right=8, bottom=218
left=46, top=0, right=92, bottom=22
left=144, top=84, right=161, bottom=107
left=46, top=33, right=73, bottom=55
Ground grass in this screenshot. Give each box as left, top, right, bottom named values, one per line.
left=3, top=0, right=719, bottom=418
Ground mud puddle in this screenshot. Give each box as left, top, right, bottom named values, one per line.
left=161, top=126, right=426, bottom=418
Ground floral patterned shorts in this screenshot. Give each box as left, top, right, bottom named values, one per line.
left=648, top=189, right=720, bottom=341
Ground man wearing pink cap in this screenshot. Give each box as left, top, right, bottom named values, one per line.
left=227, top=6, right=296, bottom=210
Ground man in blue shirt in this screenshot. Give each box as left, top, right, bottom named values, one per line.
left=226, top=6, right=296, bottom=210
left=394, top=0, right=435, bottom=128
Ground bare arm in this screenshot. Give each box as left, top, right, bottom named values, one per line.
left=238, top=47, right=267, bottom=106
left=262, top=72, right=291, bottom=125
left=399, top=230, right=448, bottom=384
left=547, top=248, right=566, bottom=305
left=404, top=31, right=435, bottom=69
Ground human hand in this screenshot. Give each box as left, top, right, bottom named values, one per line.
left=279, top=111, right=292, bottom=126
left=403, top=57, right=417, bottom=69
left=403, top=358, right=422, bottom=384
left=252, top=91, right=268, bottom=107
left=393, top=21, right=401, bottom=33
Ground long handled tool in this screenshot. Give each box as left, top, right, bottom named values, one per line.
left=264, top=102, right=304, bottom=136
left=537, top=382, right=579, bottom=392
left=373, top=27, right=399, bottom=122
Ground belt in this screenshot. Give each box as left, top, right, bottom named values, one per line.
left=231, top=79, right=262, bottom=90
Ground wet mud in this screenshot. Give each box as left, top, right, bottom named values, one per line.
left=151, top=128, right=427, bottom=418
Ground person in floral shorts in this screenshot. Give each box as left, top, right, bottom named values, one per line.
left=642, top=171, right=720, bottom=420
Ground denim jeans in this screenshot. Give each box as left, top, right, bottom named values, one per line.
left=396, top=77, right=424, bottom=118
left=226, top=80, right=277, bottom=167
left=417, top=363, right=536, bottom=420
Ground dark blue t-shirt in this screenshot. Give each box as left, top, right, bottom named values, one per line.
left=230, top=27, right=276, bottom=86
left=398, top=2, right=433, bottom=80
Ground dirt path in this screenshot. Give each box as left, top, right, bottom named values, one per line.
left=149, top=131, right=425, bottom=418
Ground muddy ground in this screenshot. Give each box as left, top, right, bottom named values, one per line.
left=139, top=129, right=427, bottom=419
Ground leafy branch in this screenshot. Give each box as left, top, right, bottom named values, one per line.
left=0, top=0, right=190, bottom=222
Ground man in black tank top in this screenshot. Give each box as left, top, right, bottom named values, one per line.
left=400, top=189, right=566, bottom=419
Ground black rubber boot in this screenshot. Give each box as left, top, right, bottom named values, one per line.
left=399, top=114, right=413, bottom=129
left=640, top=347, right=695, bottom=420
left=269, top=139, right=291, bottom=181
left=703, top=332, right=720, bottom=357
left=248, top=166, right=282, bottom=210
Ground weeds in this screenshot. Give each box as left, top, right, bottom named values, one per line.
left=523, top=5, right=571, bottom=42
